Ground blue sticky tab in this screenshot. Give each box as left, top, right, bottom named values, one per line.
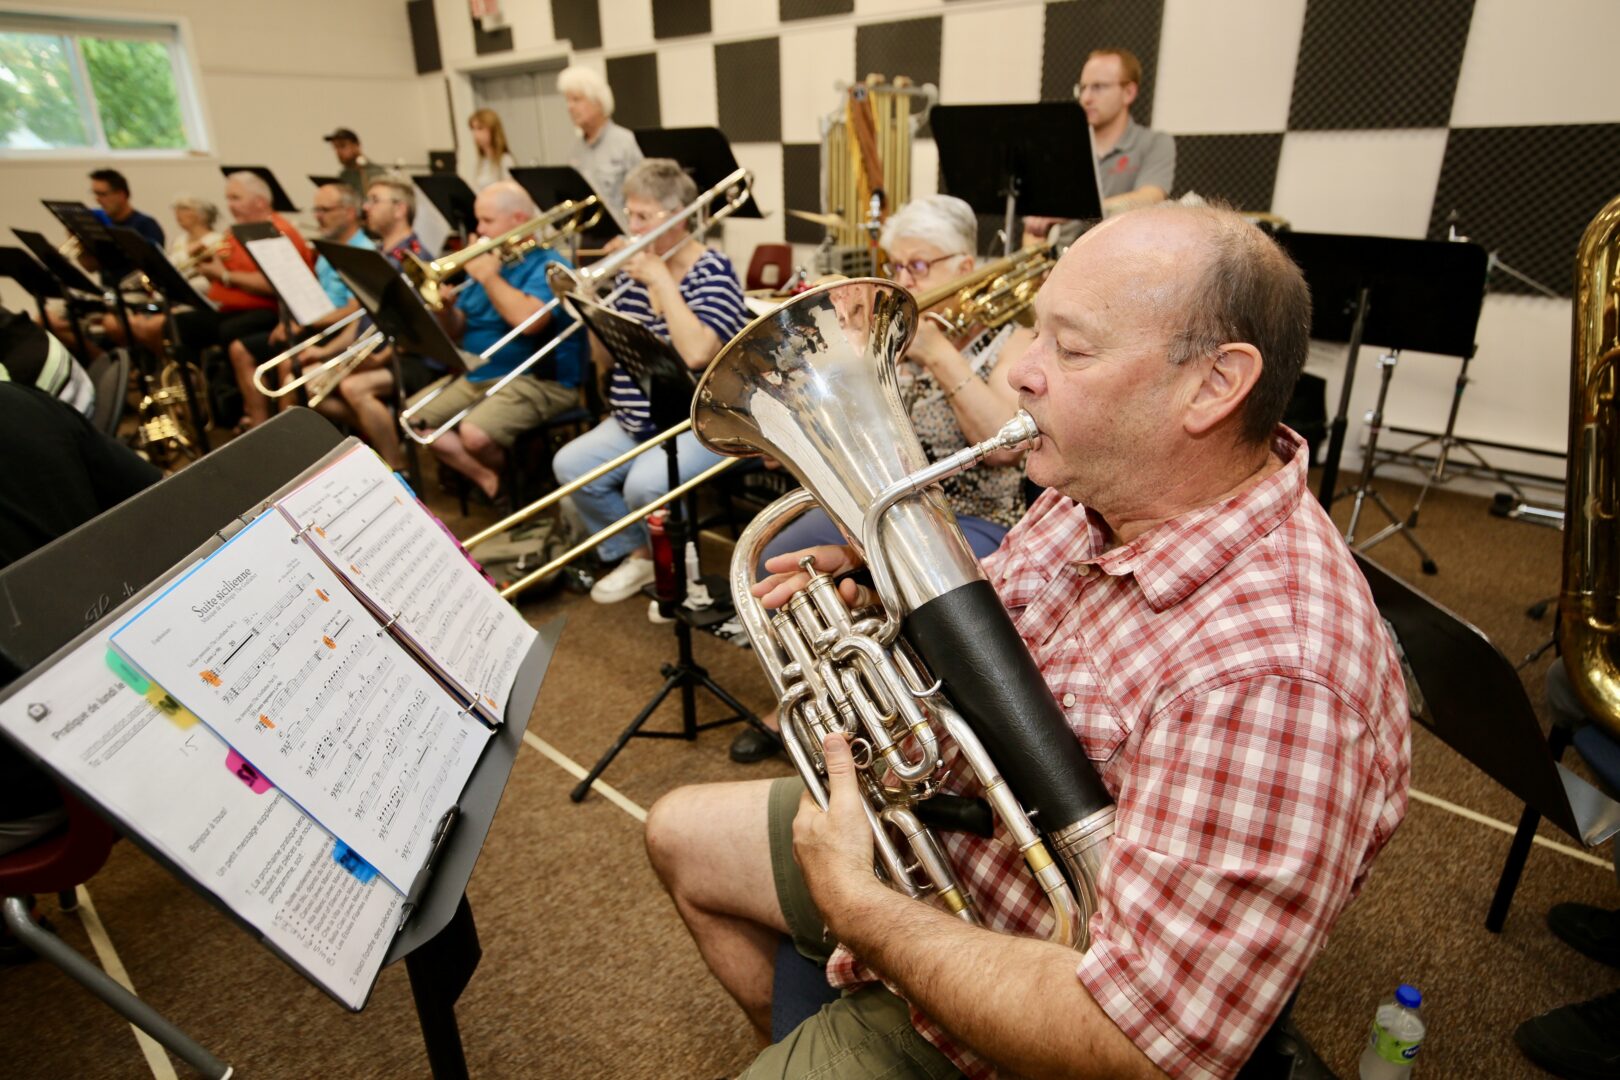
left=105, top=649, right=149, bottom=693
left=332, top=841, right=379, bottom=884
left=392, top=470, right=417, bottom=499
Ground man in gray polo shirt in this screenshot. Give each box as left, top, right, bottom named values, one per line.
left=1025, top=47, right=1175, bottom=242
left=559, top=65, right=644, bottom=233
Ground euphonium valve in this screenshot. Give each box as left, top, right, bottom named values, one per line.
left=695, top=277, right=1115, bottom=948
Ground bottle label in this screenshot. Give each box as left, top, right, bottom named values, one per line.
left=1369, top=1021, right=1422, bottom=1064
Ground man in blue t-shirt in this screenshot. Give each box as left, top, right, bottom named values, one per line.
left=44, top=169, right=166, bottom=360
left=404, top=180, right=585, bottom=500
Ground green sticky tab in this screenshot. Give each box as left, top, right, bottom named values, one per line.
left=105, top=649, right=149, bottom=693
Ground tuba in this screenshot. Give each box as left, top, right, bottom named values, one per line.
left=1560, top=191, right=1620, bottom=740
left=693, top=278, right=1115, bottom=947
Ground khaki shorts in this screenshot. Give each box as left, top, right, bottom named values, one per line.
left=406, top=373, right=575, bottom=448
left=742, top=777, right=962, bottom=1080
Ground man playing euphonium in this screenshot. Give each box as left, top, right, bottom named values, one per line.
left=647, top=204, right=1412, bottom=1080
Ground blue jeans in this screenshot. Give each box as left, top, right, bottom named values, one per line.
left=552, top=418, right=725, bottom=563
left=757, top=508, right=1008, bottom=579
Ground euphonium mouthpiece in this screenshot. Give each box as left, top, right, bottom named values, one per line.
left=995, top=411, right=1040, bottom=452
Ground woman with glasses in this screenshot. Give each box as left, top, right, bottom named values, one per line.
left=552, top=158, right=750, bottom=605
left=729, top=194, right=1033, bottom=763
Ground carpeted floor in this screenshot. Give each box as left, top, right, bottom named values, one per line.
left=1, top=455, right=1613, bottom=1079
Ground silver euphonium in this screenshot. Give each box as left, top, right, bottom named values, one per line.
left=692, top=278, right=1116, bottom=949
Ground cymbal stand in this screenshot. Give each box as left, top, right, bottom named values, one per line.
left=1344, top=349, right=1440, bottom=574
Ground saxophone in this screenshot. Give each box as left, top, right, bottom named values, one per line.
left=1560, top=192, right=1620, bottom=740
left=691, top=278, right=1115, bottom=947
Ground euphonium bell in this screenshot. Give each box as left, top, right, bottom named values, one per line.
left=694, top=278, right=1115, bottom=948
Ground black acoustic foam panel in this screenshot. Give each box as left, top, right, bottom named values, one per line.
left=856, top=17, right=942, bottom=135
left=1172, top=133, right=1285, bottom=212
left=782, top=143, right=823, bottom=244
left=1289, top=0, right=1475, bottom=130
left=407, top=0, right=440, bottom=74
left=1427, top=123, right=1620, bottom=298
left=716, top=37, right=782, bottom=144
left=780, top=0, right=854, bottom=21
left=471, top=14, right=513, bottom=56
left=1040, top=0, right=1164, bottom=123
left=606, top=52, right=661, bottom=131
left=653, top=0, right=711, bottom=39
left=553, top=0, right=603, bottom=52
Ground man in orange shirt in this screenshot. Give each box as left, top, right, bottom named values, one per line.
left=167, top=172, right=314, bottom=425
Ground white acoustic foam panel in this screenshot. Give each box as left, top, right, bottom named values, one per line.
left=939, top=5, right=1043, bottom=106
left=656, top=40, right=719, bottom=128
left=1271, top=129, right=1450, bottom=239
left=1450, top=0, right=1620, bottom=127
left=779, top=24, right=857, bottom=144
left=1153, top=0, right=1306, bottom=134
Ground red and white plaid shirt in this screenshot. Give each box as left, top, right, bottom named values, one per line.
left=827, top=427, right=1411, bottom=1079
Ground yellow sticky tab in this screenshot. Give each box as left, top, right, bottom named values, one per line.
left=105, top=650, right=200, bottom=729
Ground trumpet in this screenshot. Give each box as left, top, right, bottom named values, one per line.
left=402, top=196, right=602, bottom=311
left=400, top=167, right=754, bottom=447
left=173, top=237, right=231, bottom=276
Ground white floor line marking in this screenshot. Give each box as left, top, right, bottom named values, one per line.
left=1409, top=788, right=1612, bottom=868
left=522, top=731, right=648, bottom=822
left=73, top=885, right=180, bottom=1080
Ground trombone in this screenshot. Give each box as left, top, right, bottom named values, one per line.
left=467, top=239, right=1050, bottom=601
left=250, top=196, right=602, bottom=403
left=402, top=195, right=601, bottom=311
left=399, top=167, right=754, bottom=447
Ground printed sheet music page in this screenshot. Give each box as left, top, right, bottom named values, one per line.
left=0, top=631, right=403, bottom=1009
left=109, top=510, right=488, bottom=890
left=274, top=444, right=536, bottom=725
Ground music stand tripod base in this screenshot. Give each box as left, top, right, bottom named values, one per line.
left=1343, top=350, right=1439, bottom=575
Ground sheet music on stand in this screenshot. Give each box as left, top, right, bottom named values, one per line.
left=0, top=431, right=550, bottom=1011
left=567, top=293, right=693, bottom=429
left=235, top=222, right=334, bottom=326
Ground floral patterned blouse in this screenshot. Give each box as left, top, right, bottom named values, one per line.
left=894, top=325, right=1026, bottom=530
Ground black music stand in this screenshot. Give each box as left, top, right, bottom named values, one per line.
left=0, top=246, right=63, bottom=324
left=40, top=200, right=152, bottom=364
left=314, top=241, right=464, bottom=374
left=932, top=104, right=1104, bottom=255
left=510, top=165, right=623, bottom=258
left=219, top=165, right=298, bottom=213
left=308, top=174, right=343, bottom=189
left=13, top=227, right=109, bottom=361
left=0, top=410, right=556, bottom=1080
left=413, top=174, right=479, bottom=243
left=1277, top=233, right=1488, bottom=573
left=1355, top=553, right=1620, bottom=930
left=106, top=226, right=211, bottom=446
left=562, top=297, right=762, bottom=801
left=632, top=126, right=766, bottom=221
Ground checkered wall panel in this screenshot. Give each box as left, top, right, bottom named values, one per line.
left=552, top=0, right=602, bottom=52
left=1289, top=0, right=1475, bottom=130
left=606, top=52, right=661, bottom=130
left=1173, top=134, right=1285, bottom=212
left=652, top=0, right=711, bottom=39
left=1427, top=124, right=1620, bottom=298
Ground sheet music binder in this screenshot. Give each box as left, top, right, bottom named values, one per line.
left=0, top=410, right=558, bottom=1009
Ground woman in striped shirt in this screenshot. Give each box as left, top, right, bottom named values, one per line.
left=553, top=159, right=751, bottom=604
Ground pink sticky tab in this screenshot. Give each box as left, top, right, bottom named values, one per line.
left=225, top=749, right=273, bottom=794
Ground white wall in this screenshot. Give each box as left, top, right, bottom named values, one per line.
left=0, top=0, right=434, bottom=310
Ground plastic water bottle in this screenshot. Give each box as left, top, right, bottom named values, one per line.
left=1358, top=984, right=1424, bottom=1079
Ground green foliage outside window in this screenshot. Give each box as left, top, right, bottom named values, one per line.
left=0, top=32, right=91, bottom=148
left=82, top=37, right=186, bottom=149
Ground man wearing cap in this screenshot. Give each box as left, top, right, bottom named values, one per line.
left=325, top=128, right=386, bottom=195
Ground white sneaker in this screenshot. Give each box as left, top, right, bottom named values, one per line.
left=591, top=555, right=656, bottom=604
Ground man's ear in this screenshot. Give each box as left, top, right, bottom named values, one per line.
left=1121, top=81, right=1140, bottom=109
left=1184, top=343, right=1262, bottom=437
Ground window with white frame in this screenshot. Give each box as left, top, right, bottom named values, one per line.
left=0, top=13, right=206, bottom=155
